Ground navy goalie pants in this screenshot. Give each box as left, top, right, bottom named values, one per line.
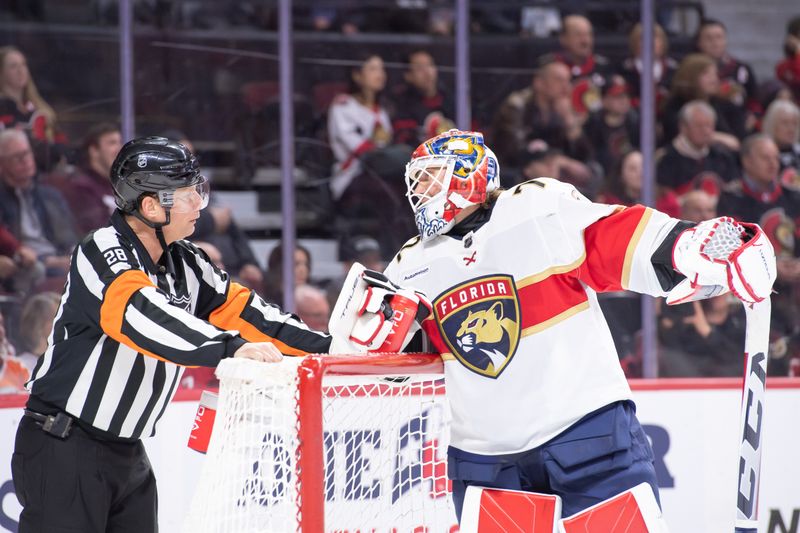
left=447, top=400, right=660, bottom=521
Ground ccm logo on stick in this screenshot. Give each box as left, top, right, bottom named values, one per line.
left=737, top=352, right=766, bottom=519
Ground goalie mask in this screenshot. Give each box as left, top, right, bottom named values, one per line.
left=405, top=129, right=500, bottom=241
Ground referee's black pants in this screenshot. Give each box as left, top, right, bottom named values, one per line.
left=11, top=416, right=158, bottom=533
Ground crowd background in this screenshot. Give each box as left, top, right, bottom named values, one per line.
left=1, top=0, right=800, bottom=393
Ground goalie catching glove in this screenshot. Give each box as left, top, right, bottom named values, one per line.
left=329, top=262, right=432, bottom=353
left=669, top=216, right=776, bottom=305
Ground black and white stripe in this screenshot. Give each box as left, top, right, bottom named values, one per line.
left=27, top=211, right=330, bottom=440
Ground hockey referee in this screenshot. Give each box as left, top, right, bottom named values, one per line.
left=10, top=137, right=334, bottom=532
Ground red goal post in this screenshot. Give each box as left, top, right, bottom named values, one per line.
left=182, top=353, right=456, bottom=533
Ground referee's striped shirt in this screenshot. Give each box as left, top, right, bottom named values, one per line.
left=26, top=210, right=331, bottom=441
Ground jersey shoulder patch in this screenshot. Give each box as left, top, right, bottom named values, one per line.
left=509, top=177, right=547, bottom=196
left=506, top=177, right=589, bottom=204
left=497, top=177, right=577, bottom=215
left=394, top=235, right=422, bottom=263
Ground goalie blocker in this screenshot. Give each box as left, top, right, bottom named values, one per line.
left=329, top=262, right=432, bottom=354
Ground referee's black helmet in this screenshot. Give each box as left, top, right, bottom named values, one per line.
left=110, top=136, right=203, bottom=214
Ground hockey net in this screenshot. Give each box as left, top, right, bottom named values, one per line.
left=182, top=353, right=456, bottom=533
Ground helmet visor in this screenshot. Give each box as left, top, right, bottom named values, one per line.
left=404, top=155, right=456, bottom=212
left=160, top=175, right=210, bottom=213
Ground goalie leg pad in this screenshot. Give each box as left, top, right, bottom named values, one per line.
left=560, top=482, right=669, bottom=533
left=460, top=486, right=562, bottom=533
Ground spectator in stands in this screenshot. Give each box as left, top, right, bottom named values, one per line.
left=695, top=19, right=760, bottom=126
left=717, top=135, right=800, bottom=259
left=491, top=57, right=596, bottom=193
left=717, top=134, right=800, bottom=376
left=660, top=53, right=746, bottom=147
left=717, top=134, right=800, bottom=358
left=49, top=122, right=121, bottom=235
left=597, top=150, right=680, bottom=217
left=262, top=242, right=313, bottom=306
left=0, top=220, right=42, bottom=294
left=618, top=22, right=678, bottom=110
left=761, top=99, right=800, bottom=188
left=328, top=53, right=414, bottom=255
left=0, top=309, right=28, bottom=393
left=679, top=190, right=718, bottom=224
left=0, top=130, right=77, bottom=285
left=718, top=134, right=797, bottom=225
left=341, top=234, right=383, bottom=273
left=166, top=131, right=264, bottom=292
left=328, top=52, right=393, bottom=202
left=776, top=16, right=800, bottom=102
left=0, top=46, right=57, bottom=144
left=390, top=49, right=455, bottom=148
left=514, top=141, right=562, bottom=186
left=15, top=291, right=59, bottom=374
left=583, top=74, right=640, bottom=176
left=295, top=284, right=330, bottom=333
left=658, top=294, right=747, bottom=377
left=656, top=100, right=740, bottom=198
left=548, top=14, right=611, bottom=116
left=758, top=79, right=795, bottom=119
left=326, top=234, right=383, bottom=310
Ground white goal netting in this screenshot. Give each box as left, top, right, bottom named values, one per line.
left=182, top=355, right=456, bottom=533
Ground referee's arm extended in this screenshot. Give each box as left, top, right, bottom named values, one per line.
left=94, top=241, right=331, bottom=367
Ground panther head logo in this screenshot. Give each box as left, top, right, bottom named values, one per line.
left=455, top=301, right=517, bottom=374
left=434, top=275, right=521, bottom=378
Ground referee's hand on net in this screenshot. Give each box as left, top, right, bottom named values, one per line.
left=233, top=342, right=283, bottom=363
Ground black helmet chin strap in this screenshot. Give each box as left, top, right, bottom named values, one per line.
left=131, top=208, right=176, bottom=275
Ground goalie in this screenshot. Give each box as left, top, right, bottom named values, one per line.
left=10, top=136, right=426, bottom=533
left=382, top=129, right=777, bottom=527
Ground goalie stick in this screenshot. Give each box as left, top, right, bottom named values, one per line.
left=734, top=297, right=770, bottom=533
left=666, top=217, right=775, bottom=532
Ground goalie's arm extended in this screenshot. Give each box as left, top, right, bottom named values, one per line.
left=578, top=202, right=775, bottom=305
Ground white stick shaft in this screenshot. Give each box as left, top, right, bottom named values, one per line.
left=734, top=298, right=771, bottom=533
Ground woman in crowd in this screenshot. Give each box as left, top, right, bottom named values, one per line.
left=660, top=53, right=746, bottom=148
left=327, top=52, right=393, bottom=202
left=327, top=52, right=414, bottom=254
left=0, top=46, right=57, bottom=144
left=776, top=16, right=800, bottom=101
left=261, top=242, right=313, bottom=306
left=597, top=149, right=680, bottom=217
left=618, top=22, right=678, bottom=109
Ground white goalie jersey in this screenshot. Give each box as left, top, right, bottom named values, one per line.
left=384, top=178, right=682, bottom=455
